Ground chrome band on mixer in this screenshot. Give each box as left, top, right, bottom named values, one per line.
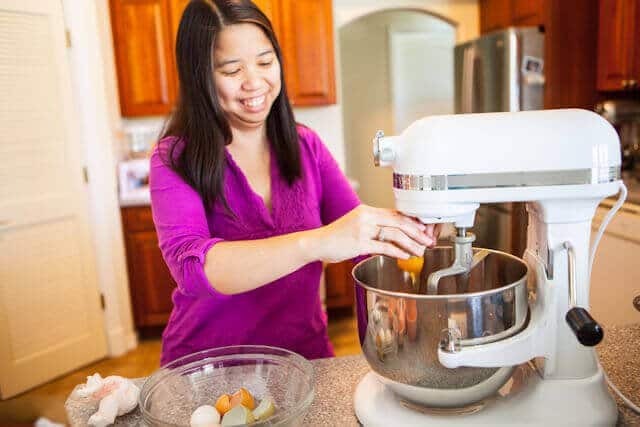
left=393, top=166, right=621, bottom=191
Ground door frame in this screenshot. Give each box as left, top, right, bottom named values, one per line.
left=62, top=0, right=137, bottom=356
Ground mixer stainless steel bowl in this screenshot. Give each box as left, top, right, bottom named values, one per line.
left=352, top=247, right=529, bottom=408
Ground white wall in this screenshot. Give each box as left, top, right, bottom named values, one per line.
left=339, top=9, right=456, bottom=208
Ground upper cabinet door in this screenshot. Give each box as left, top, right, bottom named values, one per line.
left=480, top=0, right=512, bottom=34
left=110, top=0, right=176, bottom=116
left=631, top=0, right=640, bottom=88
left=253, top=0, right=281, bottom=37
left=597, top=0, right=634, bottom=91
left=168, top=0, right=190, bottom=97
left=168, top=0, right=190, bottom=40
left=279, top=0, right=336, bottom=105
left=511, top=0, right=544, bottom=26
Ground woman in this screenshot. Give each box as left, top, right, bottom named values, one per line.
left=150, top=0, right=439, bottom=365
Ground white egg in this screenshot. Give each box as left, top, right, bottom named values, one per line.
left=190, top=405, right=221, bottom=427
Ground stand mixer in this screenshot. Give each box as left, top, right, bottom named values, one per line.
left=353, top=109, right=628, bottom=425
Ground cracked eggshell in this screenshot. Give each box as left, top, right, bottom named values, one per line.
left=252, top=397, right=275, bottom=421
left=221, top=405, right=255, bottom=426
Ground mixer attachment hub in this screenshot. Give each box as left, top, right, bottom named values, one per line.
left=426, top=231, right=490, bottom=295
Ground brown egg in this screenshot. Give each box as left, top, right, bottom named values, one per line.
left=230, top=387, right=255, bottom=410
left=214, top=394, right=232, bottom=415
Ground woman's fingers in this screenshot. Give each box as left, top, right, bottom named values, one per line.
left=424, top=223, right=442, bottom=248
left=370, top=239, right=412, bottom=259
left=370, top=208, right=432, bottom=246
left=376, top=226, right=425, bottom=257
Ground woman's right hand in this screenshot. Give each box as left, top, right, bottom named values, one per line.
left=308, top=205, right=436, bottom=264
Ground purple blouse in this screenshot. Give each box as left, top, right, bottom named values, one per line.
left=150, top=125, right=360, bottom=365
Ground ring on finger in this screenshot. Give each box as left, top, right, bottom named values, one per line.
left=377, top=227, right=386, bottom=242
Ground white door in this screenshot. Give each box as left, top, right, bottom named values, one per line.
left=0, top=0, right=107, bottom=398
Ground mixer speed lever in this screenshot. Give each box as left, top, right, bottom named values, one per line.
left=563, top=241, right=603, bottom=346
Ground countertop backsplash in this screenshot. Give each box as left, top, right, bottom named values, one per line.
left=121, top=117, right=165, bottom=160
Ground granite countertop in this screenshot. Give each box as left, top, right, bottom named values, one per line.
left=66, top=324, right=640, bottom=426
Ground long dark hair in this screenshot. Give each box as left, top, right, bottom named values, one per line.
left=160, top=0, right=300, bottom=211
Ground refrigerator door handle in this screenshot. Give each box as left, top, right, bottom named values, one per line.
left=461, top=46, right=476, bottom=113
left=509, top=30, right=521, bottom=112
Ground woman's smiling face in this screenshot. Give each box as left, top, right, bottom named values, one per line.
left=213, top=23, right=281, bottom=132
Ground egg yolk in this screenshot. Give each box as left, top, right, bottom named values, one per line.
left=397, top=256, right=424, bottom=275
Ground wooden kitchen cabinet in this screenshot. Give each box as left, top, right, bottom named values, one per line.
left=110, top=0, right=178, bottom=116
left=480, top=0, right=543, bottom=34
left=597, top=0, right=640, bottom=91
left=121, top=206, right=176, bottom=329
left=253, top=0, right=281, bottom=34
left=324, top=260, right=355, bottom=310
left=480, top=0, right=512, bottom=34
left=109, top=0, right=336, bottom=117
left=279, top=0, right=336, bottom=105
left=510, top=0, right=543, bottom=26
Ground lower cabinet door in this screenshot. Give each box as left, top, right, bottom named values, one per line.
left=324, top=260, right=355, bottom=310
left=126, top=230, right=176, bottom=327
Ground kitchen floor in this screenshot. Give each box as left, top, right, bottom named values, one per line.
left=0, top=312, right=360, bottom=424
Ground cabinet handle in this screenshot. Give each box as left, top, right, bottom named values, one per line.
left=629, top=79, right=638, bottom=88
left=622, top=79, right=629, bottom=88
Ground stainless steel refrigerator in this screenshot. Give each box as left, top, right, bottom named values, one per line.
left=454, top=27, right=545, bottom=254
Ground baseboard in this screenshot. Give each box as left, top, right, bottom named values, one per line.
left=107, top=326, right=138, bottom=357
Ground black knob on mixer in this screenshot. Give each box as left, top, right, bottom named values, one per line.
left=565, top=307, right=603, bottom=346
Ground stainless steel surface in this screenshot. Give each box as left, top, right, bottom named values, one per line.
left=595, top=100, right=640, bottom=177
left=353, top=248, right=529, bottom=407
left=392, top=167, right=621, bottom=191
left=563, top=241, right=577, bottom=308
left=454, top=27, right=544, bottom=114
left=373, top=130, right=393, bottom=167
left=426, top=233, right=476, bottom=294
left=474, top=203, right=513, bottom=253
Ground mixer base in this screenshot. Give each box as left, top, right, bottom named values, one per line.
left=354, top=366, right=618, bottom=426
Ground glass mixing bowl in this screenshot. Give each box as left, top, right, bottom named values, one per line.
left=139, top=346, right=314, bottom=426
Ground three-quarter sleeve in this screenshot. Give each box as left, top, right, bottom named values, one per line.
left=304, top=128, right=361, bottom=225
left=149, top=141, right=229, bottom=299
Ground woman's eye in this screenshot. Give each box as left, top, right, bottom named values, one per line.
left=259, top=61, right=273, bottom=67
left=222, top=69, right=241, bottom=76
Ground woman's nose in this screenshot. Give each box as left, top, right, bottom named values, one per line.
left=241, top=67, right=262, bottom=91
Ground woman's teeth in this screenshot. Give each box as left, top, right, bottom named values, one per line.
left=242, top=95, right=265, bottom=108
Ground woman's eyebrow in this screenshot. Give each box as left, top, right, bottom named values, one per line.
left=216, top=58, right=241, bottom=67
left=257, top=49, right=274, bottom=57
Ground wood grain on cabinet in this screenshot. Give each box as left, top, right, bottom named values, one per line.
left=280, top=0, right=336, bottom=105
left=110, top=0, right=176, bottom=116
left=480, top=0, right=512, bottom=34
left=597, top=0, right=635, bottom=91
left=481, top=0, right=543, bottom=33
left=324, top=260, right=355, bottom=310
left=121, top=206, right=176, bottom=328
left=511, top=0, right=543, bottom=26
left=544, top=0, right=599, bottom=109
left=253, top=0, right=281, bottom=37
left=634, top=0, right=640, bottom=87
